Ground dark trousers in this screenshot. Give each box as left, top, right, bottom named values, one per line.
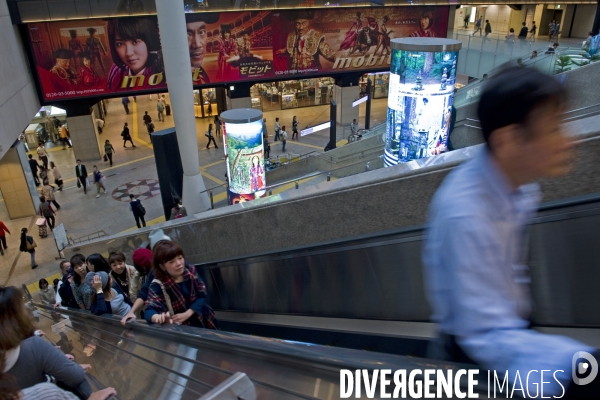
left=107, top=152, right=113, bottom=166
left=274, top=131, right=280, bottom=141
left=45, top=215, right=55, bottom=230
left=206, top=136, right=218, bottom=148
left=40, top=155, right=49, bottom=170
left=49, top=199, right=60, bottom=209
left=0, top=236, right=6, bottom=255
left=33, top=173, right=40, bottom=186
left=282, top=139, right=286, bottom=152
left=123, top=138, right=135, bottom=147
left=292, top=130, right=298, bottom=140
left=123, top=104, right=130, bottom=114
left=78, top=176, right=87, bottom=193
left=134, top=214, right=146, bottom=228
left=62, top=137, right=72, bottom=148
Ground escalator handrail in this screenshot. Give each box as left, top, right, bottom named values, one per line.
left=30, top=301, right=475, bottom=376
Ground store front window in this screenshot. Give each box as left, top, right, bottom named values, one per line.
left=251, top=77, right=335, bottom=112
left=194, top=88, right=218, bottom=118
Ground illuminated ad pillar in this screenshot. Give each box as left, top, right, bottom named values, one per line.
left=220, top=108, right=266, bottom=205
left=384, top=38, right=462, bottom=167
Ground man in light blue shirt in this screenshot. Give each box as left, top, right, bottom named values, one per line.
left=423, top=67, right=598, bottom=397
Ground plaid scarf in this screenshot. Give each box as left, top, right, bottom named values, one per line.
left=147, top=265, right=219, bottom=329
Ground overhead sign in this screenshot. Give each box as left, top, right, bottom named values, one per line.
left=26, top=6, right=449, bottom=101
left=300, top=121, right=331, bottom=137
left=352, top=95, right=369, bottom=107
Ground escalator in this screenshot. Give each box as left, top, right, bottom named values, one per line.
left=195, top=192, right=600, bottom=355
left=27, top=300, right=485, bottom=400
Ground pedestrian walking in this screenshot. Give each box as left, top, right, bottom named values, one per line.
left=207, top=102, right=213, bottom=116
left=38, top=196, right=56, bottom=231
left=280, top=126, right=288, bottom=152
left=472, top=17, right=482, bottom=36
left=170, top=199, right=188, bottom=220
left=350, top=119, right=358, bottom=136
left=52, top=116, right=62, bottom=132
left=505, top=28, right=515, bottom=42
left=548, top=21, right=556, bottom=41
left=50, top=161, right=64, bottom=191
left=129, top=194, right=146, bottom=228
left=121, top=123, right=135, bottom=148
left=122, top=97, right=131, bottom=114
left=464, top=14, right=470, bottom=29
left=0, top=220, right=10, bottom=256
left=75, top=159, right=88, bottom=194
left=104, top=140, right=115, bottom=166
left=19, top=227, right=37, bottom=269
left=41, top=179, right=60, bottom=210
left=262, top=118, right=268, bottom=139
left=60, top=125, right=72, bottom=149
left=214, top=115, right=222, bottom=137
left=206, top=124, right=218, bottom=149
left=484, top=20, right=492, bottom=38
left=92, top=165, right=107, bottom=198
left=36, top=143, right=49, bottom=170
left=95, top=118, right=104, bottom=134
left=552, top=22, right=560, bottom=42
left=143, top=111, right=151, bottom=127
left=157, top=99, right=165, bottom=122
left=274, top=117, right=281, bottom=141
left=529, top=22, right=537, bottom=41
left=146, top=119, right=155, bottom=143
left=292, top=116, right=299, bottom=140
left=28, top=154, right=41, bottom=186
left=264, top=137, right=270, bottom=159
left=45, top=116, right=58, bottom=143
left=518, top=22, right=528, bottom=42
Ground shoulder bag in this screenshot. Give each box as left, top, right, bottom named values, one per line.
left=26, top=237, right=37, bottom=251
left=151, top=279, right=175, bottom=316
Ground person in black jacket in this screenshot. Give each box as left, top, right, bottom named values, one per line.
left=121, top=123, right=135, bottom=148
left=75, top=159, right=88, bottom=194
left=518, top=22, right=528, bottom=42
left=28, top=154, right=41, bottom=186
left=129, top=194, right=146, bottom=228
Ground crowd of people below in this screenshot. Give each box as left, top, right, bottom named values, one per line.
left=1, top=228, right=218, bottom=400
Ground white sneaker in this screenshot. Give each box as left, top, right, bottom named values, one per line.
left=96, top=194, right=100, bottom=198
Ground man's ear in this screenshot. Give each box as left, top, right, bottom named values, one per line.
left=488, top=124, right=521, bottom=155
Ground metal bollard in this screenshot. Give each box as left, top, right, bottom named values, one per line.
left=295, top=181, right=299, bottom=189
left=327, top=173, right=331, bottom=182
left=210, top=191, right=214, bottom=209
left=366, top=161, right=370, bottom=171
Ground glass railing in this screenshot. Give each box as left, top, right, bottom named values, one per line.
left=453, top=45, right=600, bottom=109
left=450, top=31, right=544, bottom=79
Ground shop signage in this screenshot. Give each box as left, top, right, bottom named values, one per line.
left=26, top=6, right=449, bottom=101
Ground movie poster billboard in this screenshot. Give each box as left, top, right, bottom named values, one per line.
left=384, top=48, right=458, bottom=166
left=26, top=6, right=448, bottom=102
left=223, top=118, right=266, bottom=203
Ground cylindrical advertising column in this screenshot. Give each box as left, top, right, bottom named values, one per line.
left=155, top=0, right=210, bottom=212
left=220, top=109, right=266, bottom=205
left=384, top=38, right=462, bottom=167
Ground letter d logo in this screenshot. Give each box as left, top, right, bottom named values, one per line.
left=572, top=351, right=598, bottom=386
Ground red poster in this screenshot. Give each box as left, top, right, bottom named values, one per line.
left=27, top=6, right=448, bottom=102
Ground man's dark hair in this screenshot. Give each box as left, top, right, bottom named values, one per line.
left=76, top=159, right=81, bottom=162
left=129, top=194, right=135, bottom=199
left=478, top=67, right=566, bottom=148
left=28, top=154, right=32, bottom=159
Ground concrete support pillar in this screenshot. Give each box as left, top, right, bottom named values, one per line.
left=228, top=82, right=252, bottom=109
left=156, top=0, right=210, bottom=213
left=0, top=141, right=40, bottom=219
left=593, top=0, right=600, bottom=35
left=67, top=114, right=102, bottom=163
left=334, top=73, right=361, bottom=136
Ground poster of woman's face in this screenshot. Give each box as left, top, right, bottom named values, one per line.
left=27, top=6, right=449, bottom=101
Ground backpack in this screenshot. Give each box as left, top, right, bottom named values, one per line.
left=134, top=200, right=146, bottom=216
